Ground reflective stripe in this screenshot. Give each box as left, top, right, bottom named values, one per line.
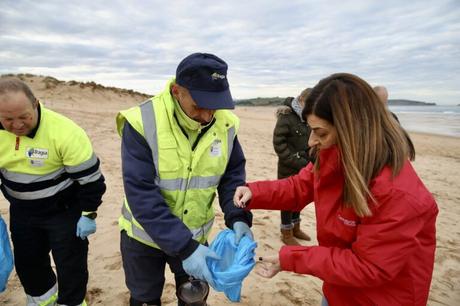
left=76, top=169, right=102, bottom=185
left=26, top=283, right=58, bottom=306
left=1, top=151, right=100, bottom=196
left=158, top=177, right=184, bottom=191
left=140, top=100, right=159, bottom=178
left=4, top=178, right=74, bottom=200
left=190, top=217, right=214, bottom=239
left=158, top=175, right=221, bottom=191
left=0, top=167, right=65, bottom=183
left=65, top=153, right=98, bottom=173
left=121, top=204, right=213, bottom=242
left=227, top=126, right=235, bottom=158
left=121, top=204, right=157, bottom=244
left=188, top=175, right=221, bottom=189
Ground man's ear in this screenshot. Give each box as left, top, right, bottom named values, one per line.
left=32, top=98, right=39, bottom=109
left=171, top=84, right=180, bottom=98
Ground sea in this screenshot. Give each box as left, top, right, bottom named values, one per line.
left=388, top=105, right=460, bottom=138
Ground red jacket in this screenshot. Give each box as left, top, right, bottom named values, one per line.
left=247, top=146, right=438, bottom=306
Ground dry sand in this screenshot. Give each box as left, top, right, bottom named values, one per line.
left=1, top=76, right=459, bottom=305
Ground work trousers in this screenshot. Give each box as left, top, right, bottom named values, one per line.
left=120, top=231, right=190, bottom=306
left=9, top=207, right=88, bottom=305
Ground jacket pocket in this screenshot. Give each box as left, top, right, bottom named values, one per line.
left=158, top=136, right=180, bottom=173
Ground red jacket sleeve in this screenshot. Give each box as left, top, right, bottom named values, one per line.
left=247, top=163, right=315, bottom=212
left=279, top=189, right=437, bottom=287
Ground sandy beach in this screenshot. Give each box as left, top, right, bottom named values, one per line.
left=1, top=76, right=459, bottom=305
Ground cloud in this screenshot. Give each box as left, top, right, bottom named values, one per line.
left=1, top=0, right=459, bottom=104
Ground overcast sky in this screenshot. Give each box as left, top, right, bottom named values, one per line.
left=1, top=0, right=459, bottom=105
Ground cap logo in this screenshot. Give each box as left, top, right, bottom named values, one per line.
left=211, top=72, right=225, bottom=80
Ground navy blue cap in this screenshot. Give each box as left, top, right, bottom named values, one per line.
left=176, top=53, right=234, bottom=110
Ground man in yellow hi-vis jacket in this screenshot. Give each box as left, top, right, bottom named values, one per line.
left=0, top=78, right=106, bottom=306
left=117, top=53, right=253, bottom=306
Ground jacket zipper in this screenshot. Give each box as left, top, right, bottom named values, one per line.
left=15, top=136, right=20, bottom=151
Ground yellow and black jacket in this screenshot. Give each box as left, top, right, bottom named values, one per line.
left=0, top=103, right=105, bottom=215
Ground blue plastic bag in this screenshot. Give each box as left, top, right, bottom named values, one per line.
left=207, top=229, right=257, bottom=302
left=0, top=215, right=13, bottom=293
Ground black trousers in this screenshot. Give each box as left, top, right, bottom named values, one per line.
left=120, top=231, right=191, bottom=306
left=281, top=211, right=301, bottom=226
left=9, top=207, right=88, bottom=305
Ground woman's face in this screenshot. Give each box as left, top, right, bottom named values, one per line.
left=307, top=114, right=337, bottom=150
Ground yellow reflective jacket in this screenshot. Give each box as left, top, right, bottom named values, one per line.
left=0, top=103, right=104, bottom=212
left=116, top=80, right=239, bottom=249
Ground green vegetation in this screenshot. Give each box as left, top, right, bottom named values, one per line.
left=1, top=73, right=151, bottom=99
left=235, top=97, right=286, bottom=106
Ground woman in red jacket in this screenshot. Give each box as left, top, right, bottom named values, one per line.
left=234, top=73, right=438, bottom=306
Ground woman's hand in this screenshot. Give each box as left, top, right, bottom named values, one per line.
left=233, top=186, right=252, bottom=208
left=256, top=255, right=281, bottom=278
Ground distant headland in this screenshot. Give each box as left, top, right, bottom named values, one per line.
left=235, top=97, right=436, bottom=106
left=387, top=99, right=436, bottom=106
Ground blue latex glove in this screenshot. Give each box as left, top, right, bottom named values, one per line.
left=76, top=216, right=96, bottom=240
left=233, top=221, right=254, bottom=245
left=182, top=244, right=220, bottom=287
left=0, top=216, right=13, bottom=293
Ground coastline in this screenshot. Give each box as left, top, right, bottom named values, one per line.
left=410, top=131, right=459, bottom=139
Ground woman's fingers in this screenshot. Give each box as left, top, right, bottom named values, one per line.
left=255, top=254, right=281, bottom=278
left=255, top=262, right=280, bottom=278
left=233, top=186, right=252, bottom=207
left=258, top=255, right=278, bottom=264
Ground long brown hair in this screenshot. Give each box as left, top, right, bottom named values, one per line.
left=302, top=73, right=415, bottom=217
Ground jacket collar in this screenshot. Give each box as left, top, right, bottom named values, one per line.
left=27, top=102, right=41, bottom=138
left=318, top=145, right=342, bottom=176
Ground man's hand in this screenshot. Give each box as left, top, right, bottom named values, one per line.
left=182, top=244, right=220, bottom=288
left=233, top=221, right=254, bottom=245
left=76, top=216, right=96, bottom=240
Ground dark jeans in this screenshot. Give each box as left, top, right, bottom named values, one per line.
left=9, top=207, right=88, bottom=305
left=281, top=211, right=301, bottom=227
left=120, top=231, right=191, bottom=306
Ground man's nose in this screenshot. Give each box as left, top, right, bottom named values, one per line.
left=201, top=109, right=215, bottom=123
left=12, top=120, right=24, bottom=129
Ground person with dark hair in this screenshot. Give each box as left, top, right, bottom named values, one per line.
left=0, top=78, right=106, bottom=306
left=273, top=88, right=314, bottom=245
left=116, top=53, right=253, bottom=306
left=234, top=73, right=437, bottom=306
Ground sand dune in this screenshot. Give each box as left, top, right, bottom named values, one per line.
left=1, top=75, right=459, bottom=305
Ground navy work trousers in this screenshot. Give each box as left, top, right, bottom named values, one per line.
left=120, top=231, right=190, bottom=306
left=10, top=206, right=88, bottom=305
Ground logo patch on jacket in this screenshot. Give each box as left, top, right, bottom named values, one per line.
left=337, top=214, right=357, bottom=227
left=210, top=139, right=222, bottom=157
left=26, top=147, right=49, bottom=159
left=30, top=159, right=45, bottom=167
